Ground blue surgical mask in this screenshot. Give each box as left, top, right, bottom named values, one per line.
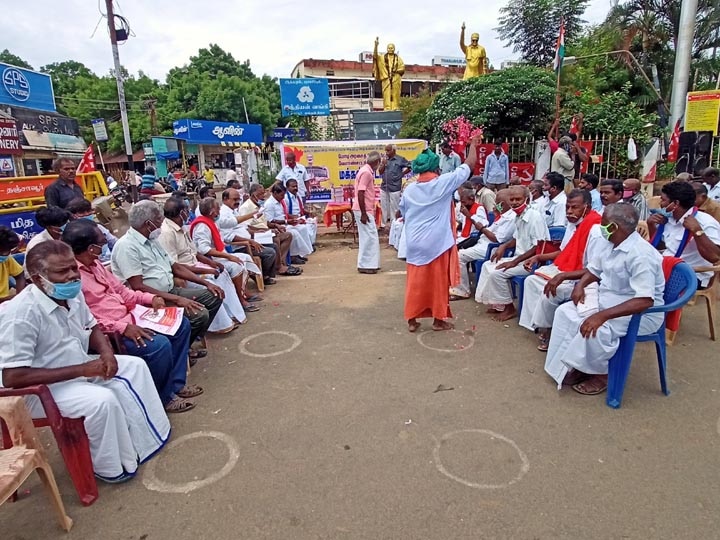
left=258, top=199, right=265, bottom=207
left=651, top=207, right=673, bottom=219
left=81, top=214, right=96, bottom=221
left=0, top=255, right=8, bottom=263
left=40, top=275, right=82, bottom=300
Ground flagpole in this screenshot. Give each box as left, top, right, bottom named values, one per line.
left=553, top=18, right=565, bottom=123
left=95, top=140, right=107, bottom=172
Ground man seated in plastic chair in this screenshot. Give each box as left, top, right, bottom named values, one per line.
left=449, top=189, right=515, bottom=300
left=475, top=186, right=550, bottom=320
left=0, top=240, right=170, bottom=483
left=519, top=189, right=603, bottom=351
left=544, top=204, right=666, bottom=396
left=455, top=187, right=489, bottom=246
left=647, top=181, right=720, bottom=289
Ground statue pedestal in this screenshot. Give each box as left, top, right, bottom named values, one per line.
left=353, top=111, right=403, bottom=141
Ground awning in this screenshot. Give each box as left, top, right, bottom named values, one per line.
left=21, top=130, right=87, bottom=154
left=100, top=149, right=146, bottom=164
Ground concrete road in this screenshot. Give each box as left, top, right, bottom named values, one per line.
left=3, top=240, right=720, bottom=539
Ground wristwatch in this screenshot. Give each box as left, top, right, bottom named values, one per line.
left=695, top=230, right=706, bottom=238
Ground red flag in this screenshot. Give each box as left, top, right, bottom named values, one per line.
left=667, top=120, right=681, bottom=163
left=76, top=145, right=96, bottom=173
left=568, top=116, right=579, bottom=135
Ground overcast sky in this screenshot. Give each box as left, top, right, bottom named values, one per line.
left=5, top=0, right=613, bottom=83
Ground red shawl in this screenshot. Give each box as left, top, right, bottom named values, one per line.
left=554, top=211, right=602, bottom=272
left=189, top=215, right=225, bottom=251
left=662, top=256, right=684, bottom=332
left=460, top=202, right=480, bottom=238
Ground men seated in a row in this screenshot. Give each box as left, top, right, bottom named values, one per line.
left=219, top=187, right=283, bottom=281
left=693, top=181, right=720, bottom=224
left=62, top=220, right=200, bottom=413
left=238, top=183, right=300, bottom=278
left=578, top=173, right=603, bottom=212
left=0, top=226, right=25, bottom=303
left=544, top=203, right=666, bottom=395
left=285, top=178, right=318, bottom=245
left=449, top=189, right=515, bottom=300
left=158, top=196, right=256, bottom=330
left=622, top=178, right=649, bottom=220
left=0, top=240, right=170, bottom=482
left=599, top=178, right=624, bottom=208
left=475, top=185, right=550, bottom=321
left=264, top=182, right=313, bottom=266
left=470, top=176, right=497, bottom=215
left=541, top=172, right=568, bottom=227
left=648, top=181, right=720, bottom=288
left=455, top=186, right=489, bottom=246
left=66, top=197, right=118, bottom=262
left=111, top=200, right=223, bottom=359
left=519, top=189, right=602, bottom=350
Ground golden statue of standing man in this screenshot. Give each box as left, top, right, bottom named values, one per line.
left=460, top=22, right=488, bottom=79
left=373, top=37, right=405, bottom=111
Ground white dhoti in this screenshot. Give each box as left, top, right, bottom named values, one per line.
left=450, top=239, right=491, bottom=298
left=380, top=190, right=401, bottom=226
left=353, top=210, right=380, bottom=269
left=220, top=225, right=250, bottom=244
left=474, top=258, right=530, bottom=304
left=389, top=218, right=404, bottom=249
left=397, top=223, right=407, bottom=260
left=518, top=275, right=574, bottom=331
left=26, top=355, right=170, bottom=480
left=188, top=271, right=247, bottom=329
left=304, top=217, right=318, bottom=245
left=544, top=291, right=664, bottom=388
left=221, top=253, right=261, bottom=277
left=287, top=225, right=313, bottom=257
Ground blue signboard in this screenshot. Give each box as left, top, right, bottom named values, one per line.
left=280, top=78, right=330, bottom=117
left=172, top=119, right=263, bottom=145
left=0, top=63, right=56, bottom=113
left=267, top=128, right=307, bottom=142
left=0, top=210, right=43, bottom=243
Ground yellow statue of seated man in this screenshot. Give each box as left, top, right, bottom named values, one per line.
left=373, top=37, right=405, bottom=111
left=460, top=22, right=488, bottom=79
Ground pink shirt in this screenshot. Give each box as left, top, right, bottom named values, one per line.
left=78, top=260, right=156, bottom=334
left=352, top=163, right=376, bottom=212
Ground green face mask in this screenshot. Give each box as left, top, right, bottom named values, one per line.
left=495, top=203, right=504, bottom=213
left=599, top=222, right=617, bottom=241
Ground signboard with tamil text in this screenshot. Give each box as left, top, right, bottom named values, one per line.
left=0, top=210, right=43, bottom=242
left=0, top=118, right=22, bottom=155
left=685, top=90, right=720, bottom=135
left=172, top=119, right=263, bottom=145
left=0, top=62, right=56, bottom=113
left=280, top=78, right=331, bottom=117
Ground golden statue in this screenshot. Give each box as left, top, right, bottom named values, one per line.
left=373, top=37, right=405, bottom=111
left=460, top=22, right=488, bottom=79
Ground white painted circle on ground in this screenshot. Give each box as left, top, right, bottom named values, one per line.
left=238, top=330, right=302, bottom=358
left=142, top=431, right=240, bottom=494
left=433, top=429, right=530, bottom=489
left=416, top=329, right=475, bottom=353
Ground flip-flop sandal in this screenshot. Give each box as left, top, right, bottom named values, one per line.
left=189, top=349, right=208, bottom=359
left=449, top=295, right=468, bottom=301
left=562, top=370, right=590, bottom=387
left=537, top=336, right=550, bottom=352
left=264, top=277, right=277, bottom=285
left=165, top=397, right=195, bottom=413
left=572, top=379, right=608, bottom=395
left=244, top=304, right=261, bottom=312
left=177, top=384, right=204, bottom=398
left=245, top=295, right=263, bottom=302
left=280, top=267, right=302, bottom=276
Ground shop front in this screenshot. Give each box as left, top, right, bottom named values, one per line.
left=172, top=118, right=263, bottom=185
left=0, top=114, right=22, bottom=178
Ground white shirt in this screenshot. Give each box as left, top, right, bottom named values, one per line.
left=26, top=229, right=54, bottom=254
left=218, top=203, right=250, bottom=242
left=0, top=285, right=96, bottom=387
left=190, top=222, right=216, bottom=256
left=543, top=191, right=568, bottom=227
left=587, top=231, right=665, bottom=312
left=226, top=169, right=238, bottom=182
left=514, top=207, right=550, bottom=254
left=705, top=182, right=720, bottom=202
left=456, top=203, right=489, bottom=242
left=662, top=207, right=720, bottom=286
left=276, top=164, right=308, bottom=197
left=399, top=164, right=472, bottom=265
left=487, top=209, right=517, bottom=244
left=263, top=196, right=287, bottom=223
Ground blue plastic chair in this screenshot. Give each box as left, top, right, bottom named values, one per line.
left=606, top=261, right=698, bottom=409
left=472, top=244, right=516, bottom=288
left=487, top=211, right=495, bottom=225
left=509, top=227, right=566, bottom=312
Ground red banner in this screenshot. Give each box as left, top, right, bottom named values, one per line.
left=510, top=162, right=535, bottom=184
left=0, top=118, right=22, bottom=155
left=473, top=143, right=509, bottom=176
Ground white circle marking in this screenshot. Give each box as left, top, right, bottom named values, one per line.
left=417, top=330, right=475, bottom=353
left=238, top=330, right=302, bottom=358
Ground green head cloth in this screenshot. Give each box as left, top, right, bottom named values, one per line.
left=412, top=148, right=440, bottom=174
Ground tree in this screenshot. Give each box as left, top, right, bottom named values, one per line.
left=0, top=49, right=33, bottom=69
left=398, top=86, right=436, bottom=140
left=495, top=0, right=589, bottom=67
left=40, top=61, right=94, bottom=96
left=426, top=66, right=557, bottom=142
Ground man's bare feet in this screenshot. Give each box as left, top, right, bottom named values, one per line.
left=491, top=304, right=517, bottom=322
left=408, top=319, right=421, bottom=333
left=432, top=319, right=454, bottom=331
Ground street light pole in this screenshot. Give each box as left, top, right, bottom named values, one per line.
left=669, top=0, right=699, bottom=129
left=105, top=0, right=137, bottom=201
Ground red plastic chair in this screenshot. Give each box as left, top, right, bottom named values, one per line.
left=0, top=385, right=98, bottom=506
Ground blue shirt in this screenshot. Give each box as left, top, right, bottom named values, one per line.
left=483, top=152, right=509, bottom=185
left=439, top=152, right=461, bottom=174
left=589, top=189, right=603, bottom=212
left=141, top=174, right=156, bottom=190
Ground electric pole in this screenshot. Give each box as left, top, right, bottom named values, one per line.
left=669, top=0, right=698, bottom=130
left=105, top=0, right=137, bottom=201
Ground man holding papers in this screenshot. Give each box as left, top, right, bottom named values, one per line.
left=63, top=220, right=200, bottom=414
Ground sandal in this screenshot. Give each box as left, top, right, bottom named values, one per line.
left=189, top=349, right=208, bottom=359
left=244, top=304, right=261, bottom=312
left=164, top=397, right=195, bottom=413
left=537, top=335, right=549, bottom=352
left=562, top=370, right=591, bottom=387
left=572, top=376, right=608, bottom=395
left=244, top=294, right=263, bottom=302
left=280, top=267, right=302, bottom=276
left=449, top=294, right=468, bottom=301
left=264, top=277, right=277, bottom=285
left=177, top=384, right=204, bottom=398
